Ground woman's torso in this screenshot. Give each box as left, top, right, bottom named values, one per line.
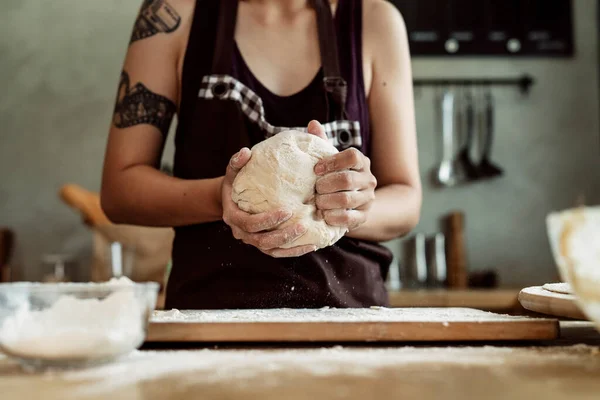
left=165, top=0, right=392, bottom=309
left=174, top=0, right=374, bottom=109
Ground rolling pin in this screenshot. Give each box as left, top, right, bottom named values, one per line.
left=59, top=184, right=111, bottom=226
left=443, top=211, right=468, bottom=288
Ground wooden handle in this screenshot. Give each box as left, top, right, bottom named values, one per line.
left=0, top=229, right=14, bottom=283
left=443, top=211, right=468, bottom=288
left=59, top=184, right=110, bottom=227
left=0, top=229, right=14, bottom=265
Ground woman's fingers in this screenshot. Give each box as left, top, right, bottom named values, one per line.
left=268, top=245, right=318, bottom=258
left=322, top=209, right=366, bottom=230
left=231, top=220, right=316, bottom=257
left=314, top=148, right=368, bottom=176
left=315, top=190, right=374, bottom=210
left=224, top=207, right=292, bottom=233
left=236, top=223, right=307, bottom=250
left=315, top=170, right=376, bottom=194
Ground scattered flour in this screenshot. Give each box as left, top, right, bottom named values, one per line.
left=51, top=345, right=600, bottom=397
left=521, top=286, right=574, bottom=299
left=542, top=282, right=572, bottom=295
left=0, top=277, right=148, bottom=361
left=155, top=308, right=186, bottom=321
left=152, top=307, right=527, bottom=324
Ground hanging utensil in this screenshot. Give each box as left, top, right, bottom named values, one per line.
left=401, top=233, right=428, bottom=289
left=477, top=86, right=504, bottom=178
left=457, top=86, right=479, bottom=180
left=433, top=89, right=459, bottom=187
left=425, top=233, right=447, bottom=288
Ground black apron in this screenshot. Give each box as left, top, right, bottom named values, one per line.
left=166, top=0, right=393, bottom=309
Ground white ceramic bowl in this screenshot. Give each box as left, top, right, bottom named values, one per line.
left=0, top=278, right=158, bottom=370
left=546, top=207, right=600, bottom=331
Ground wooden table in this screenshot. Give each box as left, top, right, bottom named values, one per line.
left=2, top=320, right=599, bottom=400
left=3, top=329, right=600, bottom=400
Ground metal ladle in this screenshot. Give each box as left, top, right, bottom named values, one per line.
left=457, top=87, right=479, bottom=180
left=433, top=89, right=459, bottom=187
left=477, top=86, right=504, bottom=179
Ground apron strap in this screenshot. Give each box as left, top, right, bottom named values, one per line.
left=310, top=0, right=348, bottom=121
left=211, top=0, right=348, bottom=121
left=212, top=0, right=239, bottom=74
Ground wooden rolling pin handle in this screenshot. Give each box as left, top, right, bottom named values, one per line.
left=0, top=229, right=14, bottom=283
left=59, top=184, right=110, bottom=227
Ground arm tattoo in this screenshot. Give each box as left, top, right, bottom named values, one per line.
left=130, top=0, right=181, bottom=44
left=113, top=70, right=176, bottom=137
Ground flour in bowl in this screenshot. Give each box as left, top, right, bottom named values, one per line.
left=0, top=277, right=147, bottom=361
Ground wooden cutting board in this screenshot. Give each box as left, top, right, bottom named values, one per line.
left=519, top=286, right=587, bottom=320
left=147, top=307, right=558, bottom=343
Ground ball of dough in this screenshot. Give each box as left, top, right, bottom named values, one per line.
left=232, top=130, right=347, bottom=250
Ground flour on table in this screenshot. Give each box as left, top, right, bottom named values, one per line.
left=232, top=131, right=347, bottom=250
left=152, top=307, right=528, bottom=324
left=0, top=277, right=145, bottom=361
left=542, top=282, right=572, bottom=295
left=51, top=345, right=600, bottom=398
left=156, top=308, right=186, bottom=321
left=522, top=286, right=574, bottom=299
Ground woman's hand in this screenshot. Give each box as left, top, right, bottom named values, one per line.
left=308, top=121, right=377, bottom=232
left=221, top=148, right=317, bottom=258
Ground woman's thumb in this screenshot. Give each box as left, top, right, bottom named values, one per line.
left=225, top=147, right=251, bottom=181
left=307, top=120, right=327, bottom=140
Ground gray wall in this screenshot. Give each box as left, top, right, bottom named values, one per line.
left=397, top=0, right=600, bottom=287
left=0, top=0, right=598, bottom=286
left=0, top=0, right=144, bottom=281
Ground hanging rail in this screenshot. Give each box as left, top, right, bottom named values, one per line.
left=413, top=74, right=535, bottom=95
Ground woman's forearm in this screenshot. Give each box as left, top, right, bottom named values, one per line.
left=101, top=165, right=420, bottom=240
left=346, top=184, right=421, bottom=242
left=101, top=165, right=224, bottom=227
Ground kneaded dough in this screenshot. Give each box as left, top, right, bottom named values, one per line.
left=232, top=130, right=347, bottom=250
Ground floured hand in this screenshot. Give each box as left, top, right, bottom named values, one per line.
left=311, top=122, right=377, bottom=231
left=222, top=148, right=315, bottom=258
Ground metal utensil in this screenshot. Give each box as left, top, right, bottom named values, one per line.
left=477, top=87, right=504, bottom=178
left=401, top=233, right=428, bottom=289
left=457, top=87, right=479, bottom=180
left=108, top=241, right=135, bottom=278
left=386, top=258, right=401, bottom=292
left=41, top=254, right=72, bottom=283
left=425, top=233, right=447, bottom=288
left=433, top=89, right=460, bottom=187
